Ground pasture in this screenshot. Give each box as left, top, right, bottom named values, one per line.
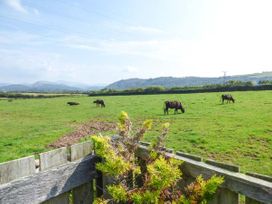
left=0, top=91, right=271, bottom=175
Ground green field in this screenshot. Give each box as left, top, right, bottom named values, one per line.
left=0, top=91, right=271, bottom=175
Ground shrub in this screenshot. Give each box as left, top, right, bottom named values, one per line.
left=92, top=112, right=223, bottom=203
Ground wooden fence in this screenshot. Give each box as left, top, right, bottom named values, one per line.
left=0, top=141, right=271, bottom=204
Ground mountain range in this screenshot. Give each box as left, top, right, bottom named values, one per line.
left=106, top=72, right=272, bottom=90
left=0, top=81, right=104, bottom=92
left=1, top=72, right=272, bottom=92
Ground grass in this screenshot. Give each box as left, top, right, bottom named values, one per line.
left=0, top=91, right=271, bottom=175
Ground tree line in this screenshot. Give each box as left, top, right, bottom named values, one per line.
left=88, top=80, right=272, bottom=96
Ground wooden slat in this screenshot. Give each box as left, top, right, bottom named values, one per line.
left=245, top=197, right=263, bottom=204
left=136, top=146, right=272, bottom=203
left=43, top=193, right=69, bottom=204
left=208, top=188, right=239, bottom=204
left=206, top=160, right=239, bottom=204
left=246, top=173, right=272, bottom=183
left=71, top=141, right=93, bottom=204
left=102, top=175, right=115, bottom=199
left=71, top=141, right=92, bottom=161
left=0, top=156, right=35, bottom=184
left=40, top=147, right=69, bottom=204
left=39, top=147, right=67, bottom=171
left=0, top=155, right=97, bottom=204
left=139, top=141, right=151, bottom=146
left=205, top=159, right=239, bottom=172
left=176, top=151, right=202, bottom=161
left=96, top=170, right=104, bottom=197
left=72, top=181, right=93, bottom=204
left=245, top=173, right=272, bottom=204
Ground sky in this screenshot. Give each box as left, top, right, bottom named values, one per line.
left=0, top=0, right=272, bottom=85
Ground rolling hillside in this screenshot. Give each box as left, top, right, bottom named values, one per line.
left=0, top=81, right=104, bottom=92
left=106, top=72, right=272, bottom=90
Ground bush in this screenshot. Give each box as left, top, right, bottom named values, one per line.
left=92, top=112, right=224, bottom=203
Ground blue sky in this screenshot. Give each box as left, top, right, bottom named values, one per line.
left=0, top=0, right=272, bottom=84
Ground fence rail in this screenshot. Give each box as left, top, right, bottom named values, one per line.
left=0, top=141, right=271, bottom=204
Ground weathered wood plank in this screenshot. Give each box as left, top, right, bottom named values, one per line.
left=245, top=197, right=263, bottom=204
left=71, top=141, right=93, bottom=204
left=0, top=156, right=35, bottom=184
left=208, top=188, right=239, bottom=204
left=176, top=151, right=202, bottom=161
left=96, top=170, right=104, bottom=197
left=206, top=160, right=239, bottom=204
left=136, top=146, right=272, bottom=203
left=0, top=155, right=97, bottom=204
left=71, top=141, right=92, bottom=161
left=139, top=141, right=151, bottom=146
left=246, top=173, right=272, bottom=183
left=40, top=147, right=69, bottom=204
left=73, top=181, right=93, bottom=204
left=245, top=173, right=271, bottom=204
left=205, top=159, right=239, bottom=172
left=42, top=193, right=70, bottom=204
left=39, top=147, right=67, bottom=171
left=161, top=147, right=174, bottom=153
left=178, top=156, right=272, bottom=203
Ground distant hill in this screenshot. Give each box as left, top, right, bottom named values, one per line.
left=106, top=72, right=272, bottom=90
left=0, top=81, right=104, bottom=92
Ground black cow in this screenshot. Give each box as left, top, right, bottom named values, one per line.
left=67, top=102, right=80, bottom=106
left=93, top=99, right=105, bottom=108
left=164, top=101, right=185, bottom=115
left=221, top=94, right=235, bottom=103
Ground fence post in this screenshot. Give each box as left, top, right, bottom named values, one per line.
left=205, top=159, right=239, bottom=204
left=71, top=141, right=94, bottom=204
left=245, top=173, right=272, bottom=204
left=176, top=151, right=202, bottom=188
left=40, top=147, right=70, bottom=204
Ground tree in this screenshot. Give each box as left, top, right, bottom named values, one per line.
left=258, top=80, right=272, bottom=85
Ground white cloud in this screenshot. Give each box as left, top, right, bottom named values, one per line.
left=0, top=48, right=82, bottom=82
left=3, top=0, right=39, bottom=15
left=4, top=0, right=28, bottom=14
left=63, top=34, right=272, bottom=77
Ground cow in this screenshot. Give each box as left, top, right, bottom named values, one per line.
left=221, top=94, right=235, bottom=103
left=164, top=101, right=185, bottom=115
left=93, top=99, right=105, bottom=108
left=67, top=102, right=80, bottom=106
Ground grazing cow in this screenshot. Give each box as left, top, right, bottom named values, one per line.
left=164, top=101, right=185, bottom=115
left=67, top=102, right=80, bottom=106
left=221, top=94, right=235, bottom=103
left=93, top=99, right=105, bottom=108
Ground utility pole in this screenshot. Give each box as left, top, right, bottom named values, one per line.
left=222, top=71, right=227, bottom=84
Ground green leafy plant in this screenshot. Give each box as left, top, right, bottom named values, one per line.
left=92, top=112, right=223, bottom=203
